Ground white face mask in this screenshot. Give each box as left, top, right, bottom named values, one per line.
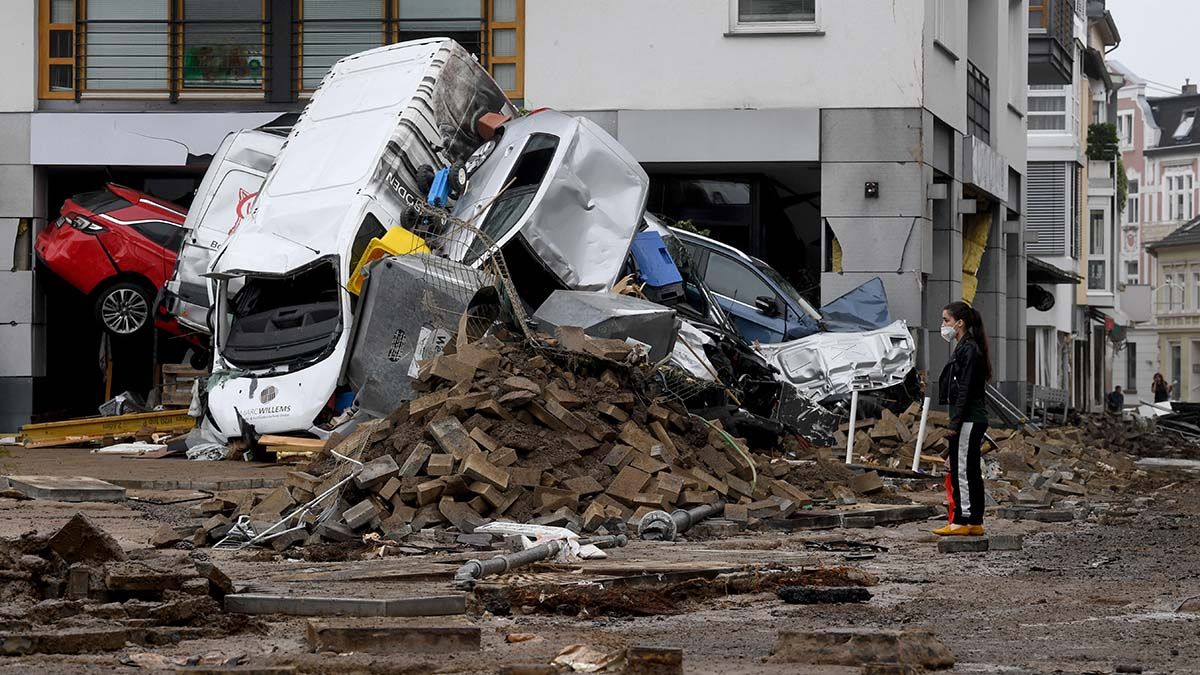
left=940, top=325, right=957, bottom=343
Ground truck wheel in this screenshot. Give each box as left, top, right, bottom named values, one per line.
left=95, top=282, right=153, bottom=336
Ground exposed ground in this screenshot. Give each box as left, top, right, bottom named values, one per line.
left=0, top=449, right=1197, bottom=674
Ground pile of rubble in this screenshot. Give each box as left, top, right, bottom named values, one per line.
left=196, top=332, right=924, bottom=553
left=841, top=406, right=1191, bottom=520
left=0, top=513, right=252, bottom=657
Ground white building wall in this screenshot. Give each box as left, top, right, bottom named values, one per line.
left=524, top=0, right=928, bottom=111
left=0, top=2, right=36, bottom=114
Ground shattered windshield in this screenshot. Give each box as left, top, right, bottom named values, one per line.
left=754, top=259, right=820, bottom=320
left=467, top=133, right=559, bottom=262
left=221, top=261, right=342, bottom=369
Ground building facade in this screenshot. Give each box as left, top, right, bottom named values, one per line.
left=524, top=0, right=1030, bottom=406
left=0, top=0, right=527, bottom=430
left=1128, top=80, right=1200, bottom=401
left=1024, top=0, right=1126, bottom=413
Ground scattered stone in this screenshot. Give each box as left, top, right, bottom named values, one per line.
left=986, top=534, right=1023, bottom=551
left=47, top=513, right=127, bottom=565
left=937, top=537, right=989, bottom=554
left=769, top=628, right=955, bottom=669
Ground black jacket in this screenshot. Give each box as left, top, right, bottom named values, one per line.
left=938, top=336, right=986, bottom=426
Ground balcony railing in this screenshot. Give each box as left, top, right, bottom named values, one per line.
left=58, top=15, right=271, bottom=101
left=1028, top=0, right=1075, bottom=86
left=52, top=14, right=486, bottom=102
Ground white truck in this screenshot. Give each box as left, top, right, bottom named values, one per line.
left=204, top=38, right=515, bottom=440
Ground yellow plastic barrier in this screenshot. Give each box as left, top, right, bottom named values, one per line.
left=348, top=227, right=431, bottom=295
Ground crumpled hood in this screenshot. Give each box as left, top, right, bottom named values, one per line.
left=757, top=320, right=915, bottom=402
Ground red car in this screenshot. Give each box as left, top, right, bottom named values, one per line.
left=36, top=183, right=189, bottom=336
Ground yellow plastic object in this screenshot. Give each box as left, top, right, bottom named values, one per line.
left=960, top=213, right=991, bottom=305
left=347, top=227, right=431, bottom=295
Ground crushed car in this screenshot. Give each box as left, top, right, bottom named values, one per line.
left=35, top=183, right=190, bottom=337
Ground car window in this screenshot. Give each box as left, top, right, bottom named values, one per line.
left=351, top=213, right=388, bottom=269
left=753, top=260, right=821, bottom=319
left=468, top=133, right=559, bottom=262
left=130, top=220, right=186, bottom=251
left=704, top=253, right=775, bottom=305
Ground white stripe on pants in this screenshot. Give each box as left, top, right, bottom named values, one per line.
left=956, top=422, right=974, bottom=520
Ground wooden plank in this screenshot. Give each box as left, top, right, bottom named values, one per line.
left=259, top=435, right=326, bottom=449
left=19, top=410, right=195, bottom=445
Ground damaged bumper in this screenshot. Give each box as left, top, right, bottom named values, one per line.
left=757, top=320, right=916, bottom=403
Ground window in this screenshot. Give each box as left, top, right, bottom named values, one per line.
left=705, top=254, right=775, bottom=305
left=183, top=0, right=264, bottom=90
left=1119, top=112, right=1134, bottom=148
left=39, top=0, right=75, bottom=98
left=468, top=133, right=559, bottom=263
left=967, top=61, right=991, bottom=144
left=1092, top=100, right=1105, bottom=124
left=1028, top=85, right=1068, bottom=131
left=350, top=213, right=387, bottom=272
left=1167, top=173, right=1194, bottom=221
left=1171, top=343, right=1182, bottom=394
left=85, top=0, right=169, bottom=90
left=933, top=0, right=962, bottom=56
left=1128, top=179, right=1139, bottom=225
left=1175, top=110, right=1196, bottom=140
left=729, top=0, right=819, bottom=34
left=130, top=220, right=186, bottom=251
left=1126, top=260, right=1138, bottom=283
left=1089, top=209, right=1105, bottom=255
left=1126, top=342, right=1137, bottom=393
left=487, top=0, right=524, bottom=97
left=300, top=0, right=385, bottom=90
left=1088, top=260, right=1106, bottom=290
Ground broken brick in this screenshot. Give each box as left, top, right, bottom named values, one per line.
left=354, top=455, right=400, bottom=490
left=427, top=417, right=482, bottom=460
left=426, top=454, right=456, bottom=476
left=461, top=453, right=510, bottom=490
left=399, top=442, right=435, bottom=477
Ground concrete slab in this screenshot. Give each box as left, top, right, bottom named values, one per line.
left=226, top=593, right=466, bottom=617
left=5, top=475, right=126, bottom=502
left=306, top=618, right=480, bottom=654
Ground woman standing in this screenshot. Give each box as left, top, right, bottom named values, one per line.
left=1152, top=373, right=1172, bottom=403
left=934, top=301, right=992, bottom=537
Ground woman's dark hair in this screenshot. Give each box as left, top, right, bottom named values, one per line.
left=944, top=301, right=993, bottom=382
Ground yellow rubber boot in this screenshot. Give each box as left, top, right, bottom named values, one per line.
left=968, top=525, right=986, bottom=536
left=931, top=523, right=973, bottom=536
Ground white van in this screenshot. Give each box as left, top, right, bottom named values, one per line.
left=162, top=129, right=285, bottom=335
left=204, top=39, right=515, bottom=440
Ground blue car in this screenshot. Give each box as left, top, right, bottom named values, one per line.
left=671, top=228, right=823, bottom=344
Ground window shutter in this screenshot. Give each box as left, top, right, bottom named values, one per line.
left=1027, top=162, right=1068, bottom=256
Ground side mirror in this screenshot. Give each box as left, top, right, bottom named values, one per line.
left=755, top=296, right=780, bottom=317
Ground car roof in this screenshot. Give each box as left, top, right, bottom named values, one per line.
left=668, top=227, right=761, bottom=266
left=68, top=183, right=187, bottom=226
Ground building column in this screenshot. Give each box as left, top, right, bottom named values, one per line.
left=1005, top=227, right=1027, bottom=408
left=0, top=113, right=45, bottom=431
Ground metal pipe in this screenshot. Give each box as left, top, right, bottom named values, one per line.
left=638, top=502, right=724, bottom=541
left=845, top=390, right=859, bottom=464
left=911, top=396, right=932, bottom=472
left=454, top=539, right=567, bottom=590
left=452, top=533, right=630, bottom=589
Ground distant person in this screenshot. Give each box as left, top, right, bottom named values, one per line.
left=1105, top=386, right=1124, bottom=415
left=933, top=301, right=991, bottom=538
left=1152, top=373, right=1172, bottom=403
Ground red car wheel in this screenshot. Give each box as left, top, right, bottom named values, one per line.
left=95, top=282, right=153, bottom=336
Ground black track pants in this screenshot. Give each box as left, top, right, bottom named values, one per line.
left=949, top=421, right=987, bottom=526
